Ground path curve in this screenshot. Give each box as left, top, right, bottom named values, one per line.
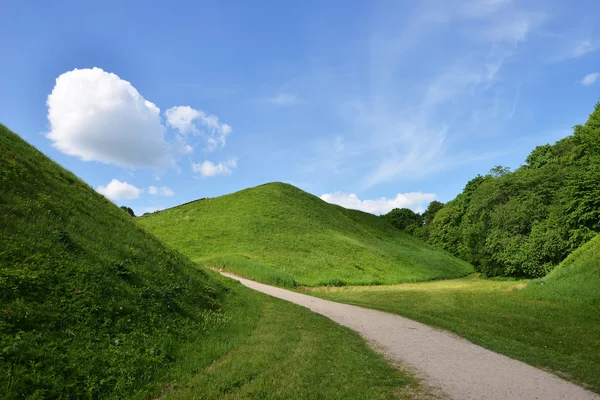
left=220, top=272, right=599, bottom=400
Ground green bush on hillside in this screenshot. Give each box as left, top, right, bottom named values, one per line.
left=381, top=208, right=423, bottom=233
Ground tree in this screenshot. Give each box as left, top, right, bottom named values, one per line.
left=120, top=206, right=135, bottom=217
left=382, top=208, right=423, bottom=232
left=423, top=201, right=444, bottom=226
left=526, top=144, right=554, bottom=168
left=488, top=165, right=511, bottom=178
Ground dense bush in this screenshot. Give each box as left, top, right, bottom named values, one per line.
left=381, top=208, right=423, bottom=232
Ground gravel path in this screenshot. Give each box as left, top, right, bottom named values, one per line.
left=221, top=272, right=599, bottom=400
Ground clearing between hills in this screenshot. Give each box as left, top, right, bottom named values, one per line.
left=138, top=182, right=472, bottom=287
left=0, top=125, right=420, bottom=399
left=221, top=271, right=599, bottom=400
left=308, top=236, right=600, bottom=394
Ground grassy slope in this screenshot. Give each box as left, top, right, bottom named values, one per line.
left=139, top=182, right=473, bottom=287
left=0, top=125, right=418, bottom=399
left=0, top=124, right=232, bottom=398
left=525, top=234, right=600, bottom=305
left=310, top=235, right=600, bottom=393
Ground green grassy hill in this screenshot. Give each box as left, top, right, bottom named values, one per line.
left=138, top=182, right=473, bottom=286
left=525, top=234, right=600, bottom=305
left=0, top=124, right=232, bottom=398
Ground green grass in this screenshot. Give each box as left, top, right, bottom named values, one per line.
left=309, top=265, right=600, bottom=393
left=160, top=282, right=420, bottom=400
left=0, top=125, right=422, bottom=399
left=138, top=182, right=473, bottom=287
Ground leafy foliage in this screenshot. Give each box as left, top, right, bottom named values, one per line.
left=381, top=201, right=446, bottom=241
left=139, top=183, right=473, bottom=287
left=424, top=102, right=600, bottom=277
left=381, top=208, right=423, bottom=232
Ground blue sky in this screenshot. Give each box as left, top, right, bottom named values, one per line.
left=1, top=0, right=599, bottom=215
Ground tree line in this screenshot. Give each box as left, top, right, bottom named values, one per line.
left=382, top=102, right=600, bottom=278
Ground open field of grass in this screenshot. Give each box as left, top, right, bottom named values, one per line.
left=138, top=182, right=473, bottom=287
left=0, top=126, right=419, bottom=399
left=309, top=265, right=600, bottom=394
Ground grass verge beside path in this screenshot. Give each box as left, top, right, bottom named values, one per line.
left=158, top=281, right=420, bottom=400
left=308, top=275, right=600, bottom=394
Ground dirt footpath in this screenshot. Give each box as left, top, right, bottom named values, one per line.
left=221, top=272, right=599, bottom=400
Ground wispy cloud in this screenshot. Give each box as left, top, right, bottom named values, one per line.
left=568, top=39, right=599, bottom=59
left=483, top=14, right=541, bottom=45
left=550, top=37, right=600, bottom=62
left=263, top=92, right=300, bottom=106
left=148, top=186, right=175, bottom=197
left=293, top=0, right=564, bottom=189
left=192, top=159, right=237, bottom=177
left=581, top=72, right=599, bottom=86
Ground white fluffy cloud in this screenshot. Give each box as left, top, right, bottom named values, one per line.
left=97, top=179, right=143, bottom=201
left=320, top=191, right=437, bottom=215
left=192, top=159, right=237, bottom=177
left=165, top=106, right=232, bottom=151
left=581, top=72, right=599, bottom=86
left=148, top=185, right=174, bottom=196
left=46, top=68, right=169, bottom=168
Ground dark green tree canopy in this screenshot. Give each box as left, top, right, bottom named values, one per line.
left=382, top=208, right=423, bottom=231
